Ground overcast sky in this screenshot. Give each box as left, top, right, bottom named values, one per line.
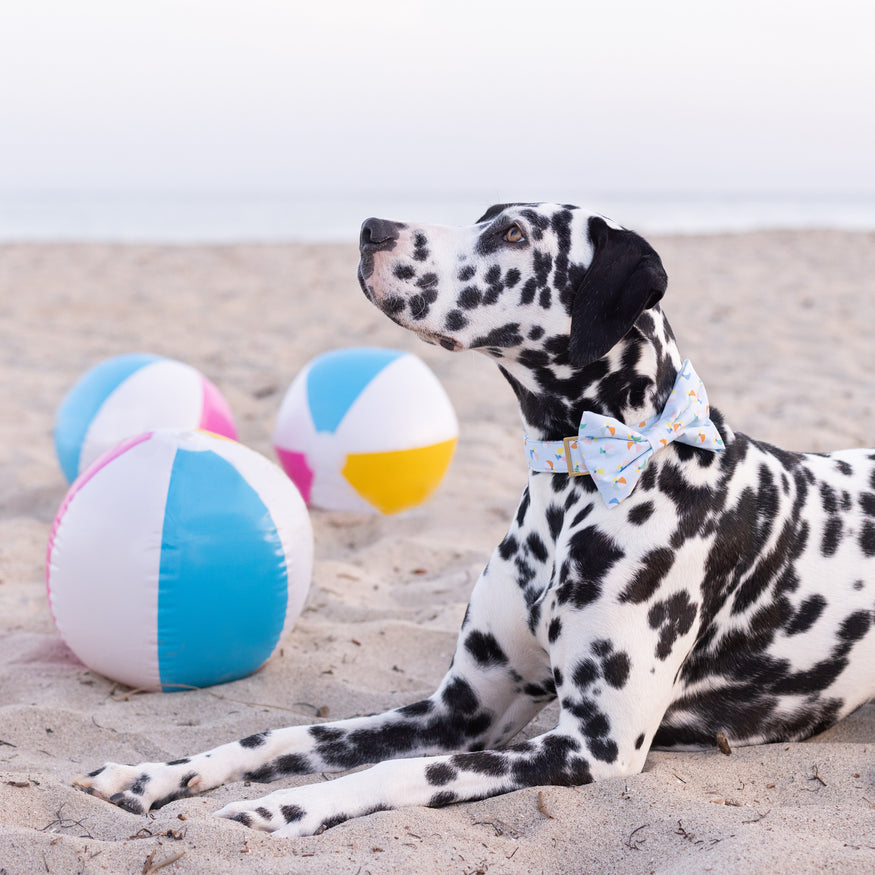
left=1, top=0, right=873, bottom=202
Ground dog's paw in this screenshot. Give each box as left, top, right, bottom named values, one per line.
left=73, top=761, right=201, bottom=814
left=215, top=786, right=344, bottom=838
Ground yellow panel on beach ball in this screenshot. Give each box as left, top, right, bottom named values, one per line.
left=342, top=439, right=457, bottom=514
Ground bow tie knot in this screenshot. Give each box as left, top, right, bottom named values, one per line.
left=525, top=360, right=724, bottom=506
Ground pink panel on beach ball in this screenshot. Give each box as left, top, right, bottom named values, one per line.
left=275, top=448, right=314, bottom=504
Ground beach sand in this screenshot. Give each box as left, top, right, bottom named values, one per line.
left=1, top=230, right=873, bottom=874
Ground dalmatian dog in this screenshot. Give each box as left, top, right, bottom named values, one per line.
left=75, top=204, right=875, bottom=838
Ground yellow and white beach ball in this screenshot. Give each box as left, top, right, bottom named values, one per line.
left=273, top=348, right=458, bottom=514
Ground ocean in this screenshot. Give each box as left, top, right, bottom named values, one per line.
left=2, top=192, right=874, bottom=243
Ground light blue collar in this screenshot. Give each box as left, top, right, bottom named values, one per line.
left=524, top=359, right=724, bottom=506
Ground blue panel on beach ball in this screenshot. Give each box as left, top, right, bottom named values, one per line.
left=306, top=347, right=403, bottom=433
left=54, top=353, right=161, bottom=483
left=157, top=447, right=288, bottom=691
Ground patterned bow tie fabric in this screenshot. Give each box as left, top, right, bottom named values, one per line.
left=525, top=360, right=724, bottom=506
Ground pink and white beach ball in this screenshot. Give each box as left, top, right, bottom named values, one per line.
left=54, top=353, right=237, bottom=483
left=46, top=429, right=313, bottom=691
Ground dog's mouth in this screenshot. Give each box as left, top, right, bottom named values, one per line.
left=415, top=330, right=463, bottom=352
left=357, top=261, right=463, bottom=352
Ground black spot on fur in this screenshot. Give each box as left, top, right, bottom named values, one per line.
left=648, top=592, right=697, bottom=660
left=240, top=733, right=268, bottom=749
left=429, top=791, right=458, bottom=807
left=445, top=309, right=468, bottom=331
left=627, top=501, right=654, bottom=525
left=839, top=609, right=871, bottom=644
left=634, top=733, right=645, bottom=750
left=397, top=699, right=434, bottom=717
left=619, top=548, right=675, bottom=604
left=546, top=504, right=564, bottom=540
left=526, top=532, right=549, bottom=563
left=471, top=323, right=524, bottom=349
left=785, top=594, right=827, bottom=635
left=465, top=630, right=508, bottom=667
left=129, top=774, right=150, bottom=796
left=556, top=527, right=624, bottom=610
left=442, top=677, right=479, bottom=714
left=821, top=517, right=842, bottom=556
left=572, top=658, right=599, bottom=689
left=425, top=762, right=457, bottom=786
left=413, top=233, right=429, bottom=261
left=458, top=286, right=482, bottom=309
left=243, top=753, right=310, bottom=783
left=860, top=520, right=875, bottom=556
left=451, top=751, right=509, bottom=776
left=499, top=534, right=518, bottom=560
left=382, top=294, right=406, bottom=315
left=602, top=652, right=631, bottom=689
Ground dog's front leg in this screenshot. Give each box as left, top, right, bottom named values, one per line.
left=212, top=586, right=698, bottom=837
left=75, top=525, right=554, bottom=817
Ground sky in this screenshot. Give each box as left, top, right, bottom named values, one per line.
left=1, top=0, right=873, bottom=207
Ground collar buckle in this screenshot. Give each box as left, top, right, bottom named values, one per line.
left=563, top=436, right=585, bottom=476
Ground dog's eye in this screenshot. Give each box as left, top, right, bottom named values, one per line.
left=505, top=225, right=525, bottom=243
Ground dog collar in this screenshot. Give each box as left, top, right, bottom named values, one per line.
left=524, top=359, right=725, bottom=506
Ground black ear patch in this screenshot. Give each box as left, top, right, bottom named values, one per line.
left=569, top=217, right=668, bottom=367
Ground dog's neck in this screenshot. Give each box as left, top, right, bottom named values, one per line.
left=498, top=307, right=685, bottom=441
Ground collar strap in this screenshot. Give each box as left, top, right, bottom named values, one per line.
left=524, top=359, right=724, bottom=506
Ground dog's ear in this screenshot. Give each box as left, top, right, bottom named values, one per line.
left=569, top=216, right=668, bottom=366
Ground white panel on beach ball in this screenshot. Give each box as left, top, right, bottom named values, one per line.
left=46, top=429, right=313, bottom=691
left=272, top=347, right=458, bottom=514
left=54, top=353, right=238, bottom=483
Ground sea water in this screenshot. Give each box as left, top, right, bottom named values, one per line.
left=1, top=191, right=874, bottom=243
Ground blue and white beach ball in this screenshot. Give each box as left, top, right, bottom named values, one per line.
left=46, top=429, right=313, bottom=691
left=273, top=348, right=458, bottom=514
left=54, top=353, right=238, bottom=484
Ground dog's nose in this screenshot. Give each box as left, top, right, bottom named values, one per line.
left=360, top=218, right=401, bottom=253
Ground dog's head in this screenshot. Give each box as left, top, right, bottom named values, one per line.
left=357, top=203, right=667, bottom=368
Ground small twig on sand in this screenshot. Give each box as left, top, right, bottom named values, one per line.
left=810, top=764, right=827, bottom=787
left=536, top=791, right=554, bottom=819
left=142, top=849, right=186, bottom=874
left=626, top=824, right=648, bottom=850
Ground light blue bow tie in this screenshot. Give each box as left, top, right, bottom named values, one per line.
left=524, top=360, right=725, bottom=506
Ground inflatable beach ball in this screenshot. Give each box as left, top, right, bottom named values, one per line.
left=46, top=429, right=313, bottom=691
left=54, top=353, right=237, bottom=483
left=273, top=348, right=458, bottom=514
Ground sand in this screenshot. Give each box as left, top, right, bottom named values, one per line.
left=0, top=230, right=873, bottom=874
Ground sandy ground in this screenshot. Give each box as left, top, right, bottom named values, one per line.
left=0, top=229, right=873, bottom=874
